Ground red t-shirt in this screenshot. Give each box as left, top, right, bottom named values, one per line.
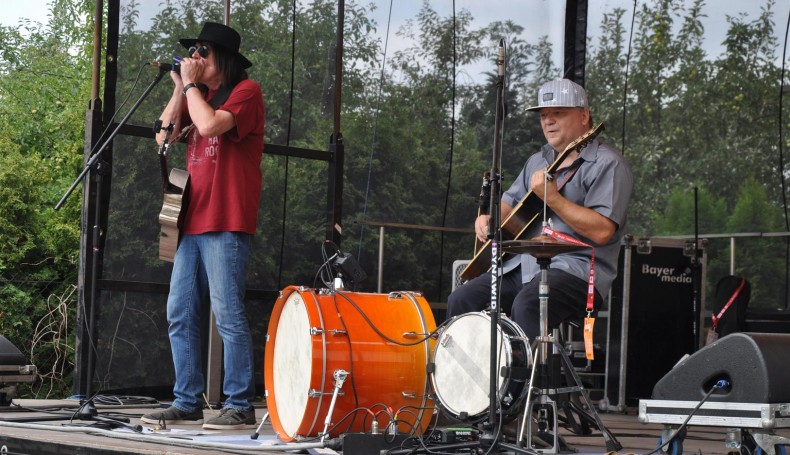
left=181, top=80, right=265, bottom=234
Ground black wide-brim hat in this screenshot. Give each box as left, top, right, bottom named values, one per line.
left=180, top=22, right=252, bottom=69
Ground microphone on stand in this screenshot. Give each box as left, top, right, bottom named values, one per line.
left=149, top=57, right=182, bottom=74
left=496, top=39, right=508, bottom=118
left=497, top=38, right=505, bottom=78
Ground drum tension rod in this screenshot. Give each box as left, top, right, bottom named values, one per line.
left=310, top=327, right=347, bottom=336
left=401, top=331, right=430, bottom=339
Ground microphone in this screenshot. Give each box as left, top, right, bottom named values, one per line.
left=497, top=38, right=505, bottom=77
left=149, top=58, right=181, bottom=74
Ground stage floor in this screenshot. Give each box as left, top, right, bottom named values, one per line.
left=2, top=398, right=789, bottom=454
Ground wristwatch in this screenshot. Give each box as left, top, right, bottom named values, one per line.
left=182, top=83, right=197, bottom=95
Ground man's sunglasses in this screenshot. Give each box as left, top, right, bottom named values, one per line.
left=188, top=44, right=210, bottom=58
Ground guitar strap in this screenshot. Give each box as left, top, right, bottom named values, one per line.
left=171, top=83, right=235, bottom=144
left=555, top=155, right=584, bottom=192
left=208, top=84, right=233, bottom=109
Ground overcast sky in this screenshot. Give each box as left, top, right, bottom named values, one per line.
left=3, top=0, right=789, bottom=80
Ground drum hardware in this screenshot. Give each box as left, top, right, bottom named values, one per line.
left=308, top=389, right=345, bottom=398
left=251, top=411, right=270, bottom=440
left=505, top=245, right=621, bottom=453
left=309, top=327, right=347, bottom=336
left=319, top=369, right=349, bottom=441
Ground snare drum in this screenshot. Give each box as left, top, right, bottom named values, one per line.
left=264, top=286, right=436, bottom=441
left=430, top=312, right=532, bottom=422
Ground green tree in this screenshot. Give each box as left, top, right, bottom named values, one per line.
left=0, top=0, right=93, bottom=397
left=725, top=177, right=786, bottom=309
left=654, top=185, right=729, bottom=305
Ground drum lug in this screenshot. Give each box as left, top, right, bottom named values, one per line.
left=402, top=391, right=433, bottom=400
left=309, top=389, right=345, bottom=398
left=310, top=327, right=348, bottom=336
left=402, top=331, right=428, bottom=339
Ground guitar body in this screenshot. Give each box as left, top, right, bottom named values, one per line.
left=461, top=123, right=604, bottom=281
left=158, top=168, right=190, bottom=262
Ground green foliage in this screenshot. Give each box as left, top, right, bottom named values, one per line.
left=0, top=0, right=91, bottom=397
left=724, top=178, right=787, bottom=308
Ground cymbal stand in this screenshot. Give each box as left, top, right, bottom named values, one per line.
left=515, top=175, right=621, bottom=453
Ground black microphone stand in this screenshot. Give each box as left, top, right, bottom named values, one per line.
left=55, top=64, right=170, bottom=423
left=691, top=186, right=701, bottom=352
left=478, top=38, right=535, bottom=455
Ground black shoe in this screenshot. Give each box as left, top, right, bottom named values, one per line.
left=202, top=407, right=257, bottom=430
left=140, top=406, right=204, bottom=425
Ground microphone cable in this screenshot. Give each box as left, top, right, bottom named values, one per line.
left=81, top=61, right=150, bottom=161
left=643, top=379, right=731, bottom=455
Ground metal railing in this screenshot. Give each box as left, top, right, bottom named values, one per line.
left=660, top=231, right=790, bottom=275
left=354, top=220, right=472, bottom=293
left=355, top=222, right=790, bottom=297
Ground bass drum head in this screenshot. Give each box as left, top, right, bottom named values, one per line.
left=270, top=290, right=314, bottom=435
left=431, top=312, right=512, bottom=420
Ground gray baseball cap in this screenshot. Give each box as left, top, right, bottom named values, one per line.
left=526, top=79, right=588, bottom=111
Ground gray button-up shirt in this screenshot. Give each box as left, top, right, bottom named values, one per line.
left=501, top=138, right=634, bottom=299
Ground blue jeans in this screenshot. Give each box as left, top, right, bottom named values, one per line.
left=167, top=232, right=254, bottom=412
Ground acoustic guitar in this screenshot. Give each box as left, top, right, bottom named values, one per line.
left=157, top=124, right=193, bottom=262
left=460, top=123, right=604, bottom=280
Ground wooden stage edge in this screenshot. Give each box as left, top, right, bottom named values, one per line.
left=2, top=398, right=789, bottom=454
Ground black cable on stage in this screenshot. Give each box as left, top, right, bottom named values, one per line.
left=357, top=0, right=394, bottom=262
left=276, top=0, right=299, bottom=290
left=642, top=379, right=730, bottom=455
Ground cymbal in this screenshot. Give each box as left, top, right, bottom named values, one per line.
left=501, top=235, right=587, bottom=258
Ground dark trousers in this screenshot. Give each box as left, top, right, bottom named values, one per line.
left=447, top=266, right=602, bottom=340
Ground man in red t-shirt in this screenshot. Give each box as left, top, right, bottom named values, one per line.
left=141, top=22, right=264, bottom=431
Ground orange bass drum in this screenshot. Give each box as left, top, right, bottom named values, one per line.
left=264, top=286, right=436, bottom=441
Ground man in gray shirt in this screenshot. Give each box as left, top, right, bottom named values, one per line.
left=447, top=78, right=634, bottom=340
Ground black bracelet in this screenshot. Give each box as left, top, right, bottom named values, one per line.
left=182, top=83, right=197, bottom=95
